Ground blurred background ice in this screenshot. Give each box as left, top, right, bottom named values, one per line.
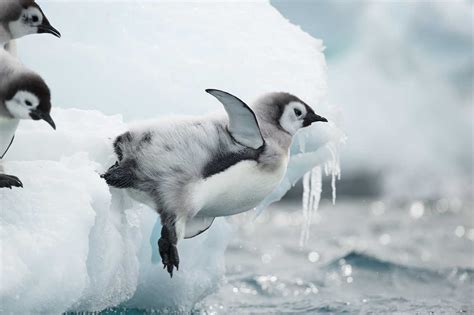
left=271, top=0, right=473, bottom=201
left=2, top=0, right=473, bottom=313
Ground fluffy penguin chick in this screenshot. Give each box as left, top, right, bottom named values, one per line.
left=0, top=48, right=56, bottom=188
left=0, top=0, right=61, bottom=45
left=102, top=89, right=328, bottom=277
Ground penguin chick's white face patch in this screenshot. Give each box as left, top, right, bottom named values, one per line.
left=279, top=101, right=307, bottom=135
left=5, top=90, right=40, bottom=119
left=8, top=7, right=43, bottom=38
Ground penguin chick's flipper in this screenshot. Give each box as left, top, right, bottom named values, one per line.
left=0, top=174, right=23, bottom=189
left=206, top=89, right=264, bottom=150
left=184, top=216, right=215, bottom=239
left=158, top=213, right=180, bottom=277
left=101, top=160, right=137, bottom=188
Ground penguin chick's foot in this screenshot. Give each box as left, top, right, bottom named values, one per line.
left=158, top=236, right=180, bottom=278
left=0, top=174, right=23, bottom=189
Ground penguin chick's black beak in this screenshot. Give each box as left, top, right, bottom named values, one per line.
left=37, top=23, right=61, bottom=38
left=31, top=110, right=56, bottom=130
left=303, top=112, right=328, bottom=127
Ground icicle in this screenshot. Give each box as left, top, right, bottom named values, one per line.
left=299, top=166, right=322, bottom=247
left=331, top=172, right=337, bottom=205
left=299, top=139, right=343, bottom=246
left=299, top=171, right=311, bottom=247
left=325, top=143, right=341, bottom=205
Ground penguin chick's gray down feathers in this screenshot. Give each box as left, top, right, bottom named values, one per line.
left=102, top=89, right=328, bottom=277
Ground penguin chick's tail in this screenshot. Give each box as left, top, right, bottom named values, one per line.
left=101, top=160, right=137, bottom=188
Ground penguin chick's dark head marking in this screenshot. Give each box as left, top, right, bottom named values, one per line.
left=253, top=92, right=327, bottom=135
left=5, top=0, right=61, bottom=40
left=4, top=73, right=56, bottom=129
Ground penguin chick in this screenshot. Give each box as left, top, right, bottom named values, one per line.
left=102, top=89, right=327, bottom=277
left=0, top=48, right=56, bottom=188
left=0, top=0, right=60, bottom=45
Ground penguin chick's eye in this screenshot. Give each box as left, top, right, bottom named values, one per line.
left=32, top=15, right=39, bottom=23
left=25, top=100, right=32, bottom=106
left=294, top=108, right=302, bottom=117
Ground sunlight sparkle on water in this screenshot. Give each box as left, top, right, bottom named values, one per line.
left=455, top=226, right=466, bottom=238
left=467, top=229, right=474, bottom=241
left=342, top=264, right=352, bottom=276
left=308, top=251, right=320, bottom=262
left=379, top=233, right=391, bottom=245
left=410, top=201, right=425, bottom=219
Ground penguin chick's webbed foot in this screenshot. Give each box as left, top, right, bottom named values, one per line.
left=0, top=174, right=23, bottom=189
left=158, top=220, right=180, bottom=277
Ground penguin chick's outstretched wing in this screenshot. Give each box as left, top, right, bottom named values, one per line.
left=206, top=89, right=264, bottom=150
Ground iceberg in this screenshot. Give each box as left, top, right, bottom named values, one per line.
left=1, top=1, right=344, bottom=313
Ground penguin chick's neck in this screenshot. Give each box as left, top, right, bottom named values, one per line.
left=253, top=110, right=293, bottom=151
left=0, top=102, right=15, bottom=119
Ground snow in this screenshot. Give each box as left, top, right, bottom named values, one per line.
left=1, top=1, right=344, bottom=312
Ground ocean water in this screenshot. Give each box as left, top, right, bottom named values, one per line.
left=192, top=200, right=473, bottom=314
left=97, top=199, right=473, bottom=314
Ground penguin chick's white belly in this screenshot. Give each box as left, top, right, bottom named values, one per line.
left=192, top=158, right=288, bottom=217
left=0, top=117, right=19, bottom=158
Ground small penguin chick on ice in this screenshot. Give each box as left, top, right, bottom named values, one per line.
left=0, top=0, right=61, bottom=46
left=0, top=48, right=56, bottom=188
left=102, top=89, right=328, bottom=277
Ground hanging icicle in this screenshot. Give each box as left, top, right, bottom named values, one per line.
left=299, top=142, right=342, bottom=246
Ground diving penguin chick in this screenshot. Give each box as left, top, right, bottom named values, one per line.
left=0, top=0, right=61, bottom=45
left=0, top=48, right=56, bottom=188
left=101, top=89, right=327, bottom=277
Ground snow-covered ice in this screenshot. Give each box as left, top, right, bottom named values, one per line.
left=0, top=1, right=344, bottom=312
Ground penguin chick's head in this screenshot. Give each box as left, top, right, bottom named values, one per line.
left=7, top=1, right=61, bottom=40
left=4, top=74, right=56, bottom=129
left=255, top=92, right=327, bottom=135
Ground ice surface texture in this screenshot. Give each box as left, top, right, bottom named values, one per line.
left=1, top=1, right=341, bottom=312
